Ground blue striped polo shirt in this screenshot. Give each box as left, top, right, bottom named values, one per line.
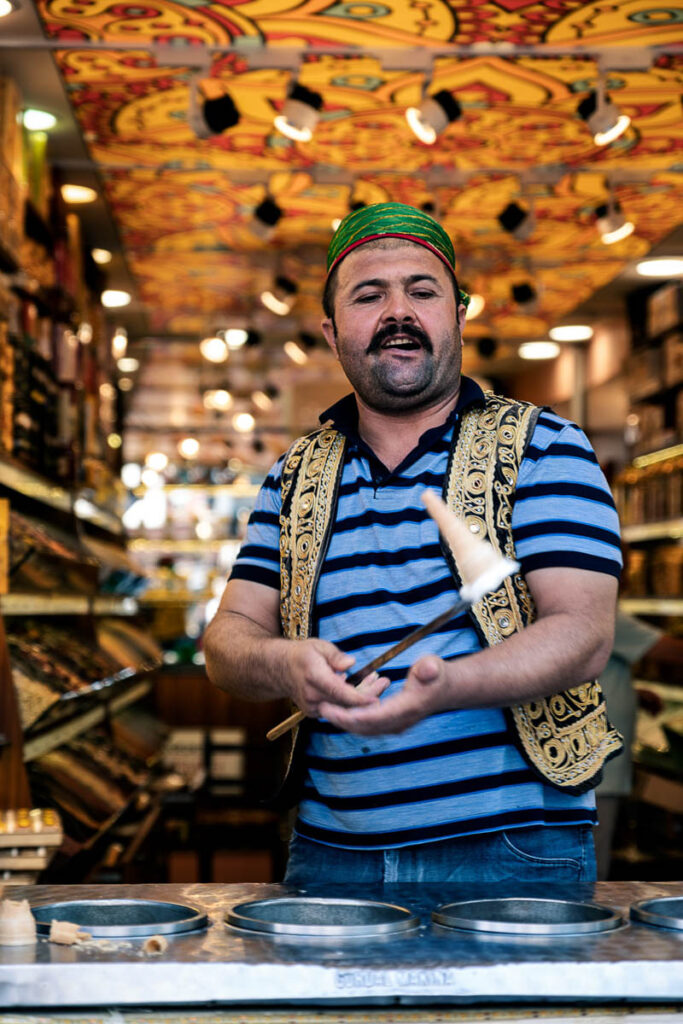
left=230, top=378, right=622, bottom=850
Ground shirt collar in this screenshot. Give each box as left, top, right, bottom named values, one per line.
left=319, top=375, right=486, bottom=440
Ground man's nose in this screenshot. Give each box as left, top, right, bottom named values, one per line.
left=381, top=289, right=415, bottom=321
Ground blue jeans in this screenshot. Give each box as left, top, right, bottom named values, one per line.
left=284, top=825, right=596, bottom=886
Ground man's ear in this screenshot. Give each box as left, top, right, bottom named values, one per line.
left=457, top=303, right=467, bottom=338
left=321, top=318, right=339, bottom=358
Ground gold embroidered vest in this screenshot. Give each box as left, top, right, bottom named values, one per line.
left=277, top=393, right=622, bottom=798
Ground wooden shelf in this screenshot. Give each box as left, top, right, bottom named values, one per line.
left=622, top=518, right=683, bottom=542
left=620, top=598, right=683, bottom=616
left=129, top=538, right=241, bottom=553
left=0, top=594, right=139, bottom=616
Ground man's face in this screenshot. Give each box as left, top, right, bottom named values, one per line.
left=321, top=241, right=467, bottom=413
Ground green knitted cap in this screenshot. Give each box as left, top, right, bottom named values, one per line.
left=327, top=202, right=469, bottom=307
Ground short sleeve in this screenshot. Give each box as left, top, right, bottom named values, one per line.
left=228, top=456, right=283, bottom=590
left=512, top=409, right=622, bottom=578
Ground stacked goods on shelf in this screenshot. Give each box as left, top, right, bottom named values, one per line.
left=0, top=808, right=62, bottom=883
left=0, top=321, right=13, bottom=452
left=613, top=456, right=683, bottom=528
left=97, top=618, right=163, bottom=671
left=7, top=621, right=125, bottom=730
left=9, top=509, right=97, bottom=595
left=0, top=75, right=23, bottom=264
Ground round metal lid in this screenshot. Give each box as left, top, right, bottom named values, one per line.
left=32, top=898, right=208, bottom=937
left=226, top=897, right=419, bottom=937
left=432, top=897, right=623, bottom=935
left=630, top=897, right=683, bottom=931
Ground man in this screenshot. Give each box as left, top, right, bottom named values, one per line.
left=204, top=202, right=622, bottom=885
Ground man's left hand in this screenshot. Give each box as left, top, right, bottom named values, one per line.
left=319, top=655, right=447, bottom=735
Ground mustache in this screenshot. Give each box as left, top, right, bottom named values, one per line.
left=366, top=322, right=432, bottom=354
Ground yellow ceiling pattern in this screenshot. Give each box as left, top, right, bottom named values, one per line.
left=38, top=0, right=683, bottom=338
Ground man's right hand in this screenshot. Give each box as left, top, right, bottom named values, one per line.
left=283, top=638, right=389, bottom=719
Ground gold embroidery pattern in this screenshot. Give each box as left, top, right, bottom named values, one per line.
left=280, top=428, right=346, bottom=640
left=446, top=394, right=622, bottom=792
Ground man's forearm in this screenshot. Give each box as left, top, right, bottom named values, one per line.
left=443, top=610, right=613, bottom=708
left=203, top=611, right=291, bottom=702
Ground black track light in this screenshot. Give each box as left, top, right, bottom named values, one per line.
left=245, top=329, right=263, bottom=347
left=189, top=77, right=239, bottom=139
left=498, top=201, right=535, bottom=241
left=252, top=197, right=283, bottom=240
left=511, top=283, right=538, bottom=308
left=274, top=82, right=324, bottom=142
left=577, top=89, right=630, bottom=147
left=406, top=90, right=462, bottom=145
left=476, top=336, right=498, bottom=359
left=260, top=274, right=298, bottom=315
left=299, top=331, right=317, bottom=349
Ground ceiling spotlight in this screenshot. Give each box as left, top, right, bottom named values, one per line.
left=636, top=258, right=683, bottom=277
left=465, top=294, right=485, bottom=320
left=145, top=451, right=168, bottom=472
left=498, top=201, right=535, bottom=241
left=251, top=389, right=273, bottom=411
left=260, top=275, right=297, bottom=316
left=92, top=248, right=112, bottom=265
left=595, top=202, right=634, bottom=245
left=117, top=357, right=139, bottom=373
left=203, top=389, right=233, bottom=411
left=245, top=329, right=263, bottom=347
left=476, top=336, right=498, bottom=359
left=406, top=90, right=462, bottom=146
left=284, top=340, right=308, bottom=365
left=111, top=326, right=128, bottom=359
left=61, top=184, right=97, bottom=204
left=233, top=412, right=255, bottom=433
left=178, top=437, right=200, bottom=459
left=199, top=335, right=229, bottom=363
left=118, top=377, right=134, bottom=392
left=577, top=89, right=630, bottom=147
left=224, top=328, right=248, bottom=349
left=252, top=197, right=283, bottom=240
left=0, top=0, right=19, bottom=17
left=189, top=76, right=239, bottom=139
left=274, top=82, right=323, bottom=143
left=23, top=109, right=56, bottom=131
left=549, top=325, right=594, bottom=342
left=102, top=289, right=131, bottom=308
left=511, top=283, right=538, bottom=308
left=519, top=341, right=560, bottom=360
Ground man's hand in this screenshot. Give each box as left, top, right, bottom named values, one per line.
left=285, top=638, right=390, bottom=718
left=319, top=654, right=447, bottom=734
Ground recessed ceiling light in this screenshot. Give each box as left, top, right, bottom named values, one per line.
left=199, top=335, right=228, bottom=363
left=107, top=433, right=123, bottom=449
left=102, top=289, right=131, bottom=308
left=178, top=437, right=200, bottom=459
left=636, top=258, right=683, bottom=277
left=0, top=0, right=17, bottom=17
left=224, top=328, right=248, bottom=349
left=23, top=109, right=56, bottom=131
left=92, top=248, right=112, bottom=265
left=284, top=340, right=308, bottom=365
left=145, top=451, right=168, bottom=472
left=233, top=412, right=255, bottom=433
left=61, top=184, right=97, bottom=204
left=519, top=341, right=561, bottom=360
left=117, top=357, right=139, bottom=373
left=549, top=325, right=594, bottom=342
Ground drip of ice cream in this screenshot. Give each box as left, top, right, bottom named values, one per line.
left=422, top=490, right=518, bottom=603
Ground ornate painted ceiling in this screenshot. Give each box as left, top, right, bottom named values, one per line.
left=34, top=0, right=683, bottom=347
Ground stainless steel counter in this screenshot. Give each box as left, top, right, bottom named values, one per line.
left=1, top=881, right=683, bottom=1008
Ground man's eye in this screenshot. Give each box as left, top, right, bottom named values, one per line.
left=412, top=289, right=436, bottom=299
left=355, top=293, right=379, bottom=303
